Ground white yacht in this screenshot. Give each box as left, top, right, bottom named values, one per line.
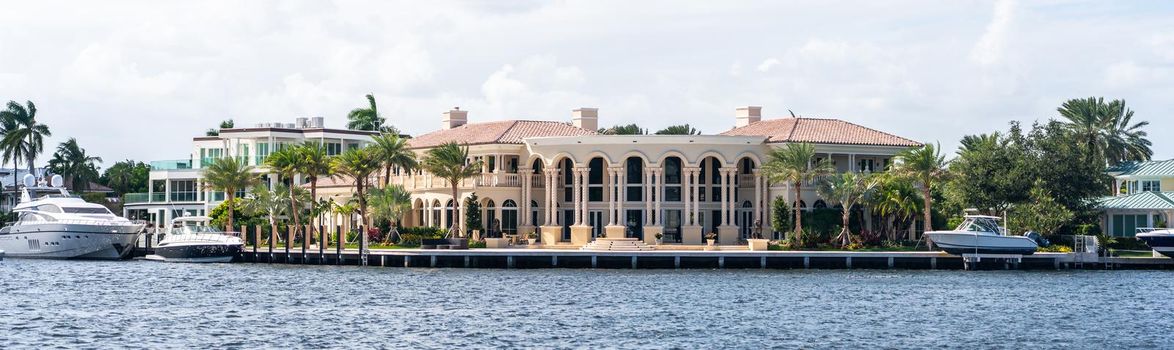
left=1135, top=228, right=1174, bottom=258
left=145, top=215, right=242, bottom=263
left=925, top=215, right=1038, bottom=255
left=0, top=174, right=143, bottom=259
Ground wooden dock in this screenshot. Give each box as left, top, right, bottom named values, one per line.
left=233, top=247, right=1174, bottom=270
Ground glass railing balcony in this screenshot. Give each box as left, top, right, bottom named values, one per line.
left=123, top=193, right=168, bottom=204
left=149, top=159, right=192, bottom=171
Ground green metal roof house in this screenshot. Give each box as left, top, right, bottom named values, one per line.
left=1101, top=159, right=1174, bottom=236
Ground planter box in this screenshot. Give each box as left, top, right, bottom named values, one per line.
left=485, top=238, right=509, bottom=248
left=747, top=239, right=769, bottom=251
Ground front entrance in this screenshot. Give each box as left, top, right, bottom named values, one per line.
left=739, top=208, right=754, bottom=239
left=562, top=210, right=574, bottom=240
left=709, top=210, right=721, bottom=234
left=589, top=211, right=604, bottom=238
left=626, top=210, right=643, bottom=239
left=664, top=210, right=682, bottom=243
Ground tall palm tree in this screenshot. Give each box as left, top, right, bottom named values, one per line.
left=0, top=100, right=51, bottom=173
left=817, top=172, right=879, bottom=247
left=294, top=142, right=333, bottom=246
left=369, top=132, right=417, bottom=188
left=47, top=138, right=102, bottom=191
left=0, top=113, right=26, bottom=198
left=893, top=143, right=948, bottom=242
left=347, top=94, right=385, bottom=131
left=421, top=142, right=482, bottom=238
left=265, top=147, right=305, bottom=243
left=244, top=183, right=291, bottom=247
left=871, top=174, right=922, bottom=241
left=367, top=185, right=412, bottom=243
left=1057, top=97, right=1151, bottom=165
left=202, top=157, right=259, bottom=232
left=763, top=142, right=834, bottom=242
left=331, top=147, right=381, bottom=250
left=654, top=124, right=700, bottom=135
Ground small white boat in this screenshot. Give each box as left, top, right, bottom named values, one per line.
left=1136, top=228, right=1174, bottom=258
left=145, top=215, right=242, bottom=263
left=926, top=215, right=1038, bottom=255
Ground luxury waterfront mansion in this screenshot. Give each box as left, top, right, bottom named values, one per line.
left=309, top=106, right=921, bottom=246
left=121, top=117, right=381, bottom=226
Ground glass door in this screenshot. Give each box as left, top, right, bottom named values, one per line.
left=589, top=211, right=604, bottom=238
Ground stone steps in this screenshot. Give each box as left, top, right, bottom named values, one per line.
left=580, top=238, right=655, bottom=251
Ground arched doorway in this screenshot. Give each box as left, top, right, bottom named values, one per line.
left=624, top=156, right=645, bottom=239
left=484, top=199, right=497, bottom=237
left=431, top=199, right=442, bottom=228
left=502, top=200, right=518, bottom=235
left=663, top=156, right=683, bottom=242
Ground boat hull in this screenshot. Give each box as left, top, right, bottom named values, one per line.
left=926, top=231, right=1038, bottom=255
left=1136, top=231, right=1174, bottom=258
left=0, top=224, right=142, bottom=259
left=150, top=242, right=242, bottom=263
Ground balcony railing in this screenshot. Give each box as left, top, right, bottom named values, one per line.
left=123, top=192, right=168, bottom=204
left=149, top=159, right=192, bottom=171
left=386, top=173, right=532, bottom=190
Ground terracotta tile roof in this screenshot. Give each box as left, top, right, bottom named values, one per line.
left=407, top=120, right=597, bottom=149
left=720, top=117, right=921, bottom=147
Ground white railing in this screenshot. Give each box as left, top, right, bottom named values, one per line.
left=386, top=173, right=526, bottom=190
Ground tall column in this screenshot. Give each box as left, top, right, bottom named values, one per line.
left=683, top=168, right=692, bottom=226
left=718, top=169, right=727, bottom=227
left=654, top=168, right=664, bottom=226
left=691, top=169, right=700, bottom=226
left=728, top=169, right=736, bottom=226
left=607, top=169, right=616, bottom=225
left=618, top=167, right=626, bottom=226
left=754, top=169, right=762, bottom=224
left=644, top=168, right=653, bottom=225
left=520, top=169, right=531, bottom=226
left=580, top=167, right=589, bottom=226
left=572, top=167, right=582, bottom=225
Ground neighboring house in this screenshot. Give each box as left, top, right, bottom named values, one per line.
left=1100, top=159, right=1174, bottom=237
left=122, top=117, right=380, bottom=227
left=312, top=106, right=921, bottom=247
left=0, top=168, right=114, bottom=212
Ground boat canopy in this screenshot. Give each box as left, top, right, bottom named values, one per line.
left=955, top=216, right=1006, bottom=234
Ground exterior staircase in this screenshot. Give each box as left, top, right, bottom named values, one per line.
left=580, top=238, right=655, bottom=251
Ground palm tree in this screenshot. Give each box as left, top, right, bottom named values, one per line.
left=47, top=138, right=103, bottom=191
left=871, top=174, right=923, bottom=241
left=654, top=124, right=700, bottom=135
left=1057, top=97, right=1151, bottom=165
left=763, top=143, right=834, bottom=242
left=818, top=172, right=880, bottom=247
left=599, top=124, right=645, bottom=135
left=294, top=142, right=333, bottom=246
left=265, top=147, right=305, bottom=243
left=202, top=157, right=259, bottom=232
left=331, top=147, right=381, bottom=250
left=893, top=143, right=948, bottom=242
left=244, top=183, right=291, bottom=248
left=367, top=185, right=412, bottom=244
left=369, top=132, right=417, bottom=188
left=0, top=112, right=27, bottom=197
left=332, top=199, right=359, bottom=243
left=347, top=94, right=385, bottom=131
left=0, top=100, right=51, bottom=173
left=421, top=142, right=482, bottom=238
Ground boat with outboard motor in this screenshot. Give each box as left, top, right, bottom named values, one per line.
left=1135, top=228, right=1174, bottom=258
left=925, top=215, right=1040, bottom=255
left=145, top=215, right=243, bottom=263
left=0, top=174, right=143, bottom=259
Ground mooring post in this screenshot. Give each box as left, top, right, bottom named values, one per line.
left=674, top=256, right=681, bottom=269
left=335, top=225, right=342, bottom=265
left=319, top=225, right=326, bottom=264
left=887, top=257, right=895, bottom=269
left=430, top=255, right=437, bottom=268
left=267, top=225, right=275, bottom=263
left=508, top=256, right=516, bottom=269
left=591, top=256, right=598, bottom=268
left=630, top=256, right=637, bottom=269
left=551, top=255, right=558, bottom=267
left=718, top=256, right=725, bottom=269
left=301, top=224, right=309, bottom=264
left=803, top=256, right=810, bottom=269
left=253, top=225, right=259, bottom=257
left=285, top=226, right=293, bottom=263
left=404, top=255, right=411, bottom=267
left=760, top=256, right=767, bottom=269
left=930, top=257, right=938, bottom=270
left=465, top=256, right=471, bottom=268
left=846, top=256, right=853, bottom=269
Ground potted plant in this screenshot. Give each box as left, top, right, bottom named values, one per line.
left=654, top=232, right=664, bottom=245
left=705, top=232, right=717, bottom=246
left=527, top=231, right=540, bottom=247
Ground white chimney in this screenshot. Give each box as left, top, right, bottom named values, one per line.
left=442, top=107, right=468, bottom=129
left=572, top=108, right=598, bottom=131
left=735, top=106, right=762, bottom=127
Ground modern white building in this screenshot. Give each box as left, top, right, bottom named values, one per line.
left=122, top=117, right=380, bottom=228
left=311, top=106, right=921, bottom=247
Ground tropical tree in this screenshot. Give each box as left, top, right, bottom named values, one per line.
left=294, top=142, right=333, bottom=245
left=946, top=131, right=1032, bottom=215
left=654, top=124, right=700, bottom=135
left=421, top=142, right=482, bottom=238
left=817, top=172, right=879, bottom=247
left=332, top=199, right=359, bottom=243
left=367, top=185, right=412, bottom=243
left=1057, top=97, right=1151, bottom=165
left=331, top=147, right=381, bottom=249
left=871, top=174, right=923, bottom=241
left=264, top=147, right=307, bottom=246
left=1008, top=180, right=1074, bottom=236
left=206, top=119, right=235, bottom=136
left=1, top=100, right=51, bottom=189
left=244, top=183, right=291, bottom=247
left=46, top=138, right=102, bottom=191
left=347, top=94, right=385, bottom=131
left=202, top=157, right=259, bottom=232
left=893, top=143, right=948, bottom=242
left=101, top=160, right=150, bottom=194
left=369, top=132, right=417, bottom=188
left=599, top=124, right=645, bottom=135
left=763, top=143, right=834, bottom=243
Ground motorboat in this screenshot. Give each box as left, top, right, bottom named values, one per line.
left=145, top=215, right=242, bottom=263
left=0, top=174, right=143, bottom=259
left=925, top=215, right=1038, bottom=255
left=1135, top=228, right=1174, bottom=258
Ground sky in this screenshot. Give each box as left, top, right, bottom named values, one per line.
left=1, top=0, right=1172, bottom=169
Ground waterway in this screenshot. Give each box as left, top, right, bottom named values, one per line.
left=1, top=259, right=1169, bottom=348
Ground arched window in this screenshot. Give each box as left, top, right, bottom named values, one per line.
left=530, top=200, right=540, bottom=229
left=626, top=157, right=643, bottom=202
left=484, top=199, right=497, bottom=235
left=664, top=157, right=682, bottom=202
left=588, top=158, right=605, bottom=202
left=444, top=200, right=455, bottom=229
left=501, top=200, right=518, bottom=235
left=813, top=200, right=828, bottom=209
left=431, top=200, right=442, bottom=228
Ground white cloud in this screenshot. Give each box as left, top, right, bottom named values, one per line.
left=971, top=0, right=1016, bottom=67
left=756, top=58, right=780, bottom=72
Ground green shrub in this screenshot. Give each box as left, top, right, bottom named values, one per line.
left=468, top=240, right=487, bottom=249
left=1038, top=244, right=1073, bottom=253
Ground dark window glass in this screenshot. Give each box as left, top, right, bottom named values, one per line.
left=666, top=187, right=681, bottom=202
left=627, top=186, right=642, bottom=201
left=665, top=157, right=682, bottom=184
left=589, top=188, right=603, bottom=202
left=589, top=158, right=604, bottom=184
left=626, top=158, right=643, bottom=184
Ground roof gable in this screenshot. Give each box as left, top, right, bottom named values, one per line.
left=407, top=120, right=596, bottom=149
left=720, top=117, right=921, bottom=147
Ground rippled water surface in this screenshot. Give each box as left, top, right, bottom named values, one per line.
left=1, top=259, right=1171, bottom=348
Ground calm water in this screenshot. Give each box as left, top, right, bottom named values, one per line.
left=1, top=259, right=1171, bottom=349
